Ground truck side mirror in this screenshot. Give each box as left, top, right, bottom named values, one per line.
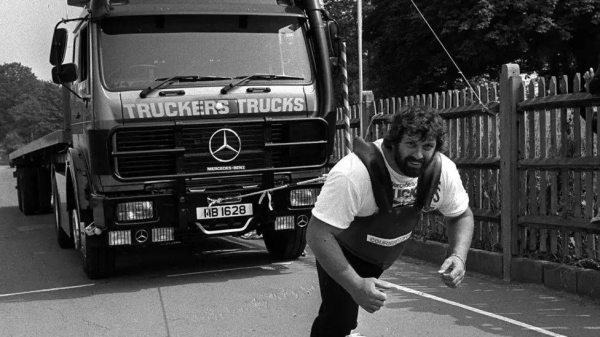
left=52, top=64, right=78, bottom=84
left=326, top=20, right=341, bottom=74
left=327, top=20, right=340, bottom=57
left=67, top=0, right=90, bottom=7
left=50, top=28, right=68, bottom=66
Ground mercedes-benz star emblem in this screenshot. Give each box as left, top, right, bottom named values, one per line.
left=135, top=230, right=149, bottom=243
left=209, top=128, right=241, bottom=163
left=297, top=214, right=309, bottom=228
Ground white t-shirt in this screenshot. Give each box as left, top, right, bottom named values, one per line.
left=312, top=139, right=469, bottom=229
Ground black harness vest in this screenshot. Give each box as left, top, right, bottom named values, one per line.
left=335, top=138, right=442, bottom=270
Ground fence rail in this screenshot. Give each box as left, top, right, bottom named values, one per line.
left=332, top=63, right=600, bottom=280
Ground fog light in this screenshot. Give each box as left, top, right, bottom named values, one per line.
left=275, top=216, right=295, bottom=230
left=109, top=230, right=131, bottom=245
left=116, top=201, right=154, bottom=222
left=152, top=227, right=174, bottom=242
left=289, top=188, right=319, bottom=207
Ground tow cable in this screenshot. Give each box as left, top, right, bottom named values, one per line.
left=207, top=175, right=328, bottom=209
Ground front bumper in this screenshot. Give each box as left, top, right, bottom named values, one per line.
left=86, top=179, right=320, bottom=247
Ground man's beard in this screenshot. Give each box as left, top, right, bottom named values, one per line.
left=396, top=154, right=432, bottom=178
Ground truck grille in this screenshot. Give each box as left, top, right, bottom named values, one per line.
left=110, top=119, right=329, bottom=180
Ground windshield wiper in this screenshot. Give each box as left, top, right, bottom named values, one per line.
left=220, top=74, right=305, bottom=94
left=140, top=75, right=233, bottom=98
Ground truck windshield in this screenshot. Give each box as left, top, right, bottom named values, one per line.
left=99, top=15, right=312, bottom=91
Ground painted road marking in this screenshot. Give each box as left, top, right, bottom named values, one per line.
left=380, top=280, right=567, bottom=337
left=167, top=263, right=289, bottom=278
left=0, top=284, right=95, bottom=298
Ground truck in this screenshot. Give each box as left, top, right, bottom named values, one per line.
left=9, top=0, right=339, bottom=279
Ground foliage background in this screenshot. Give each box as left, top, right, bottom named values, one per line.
left=2, top=0, right=600, bottom=153
left=326, top=0, right=600, bottom=100
left=0, top=63, right=63, bottom=154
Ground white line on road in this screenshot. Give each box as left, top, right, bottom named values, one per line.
left=167, top=261, right=291, bottom=278
left=167, top=265, right=270, bottom=278
left=0, top=284, right=95, bottom=298
left=380, top=280, right=567, bottom=337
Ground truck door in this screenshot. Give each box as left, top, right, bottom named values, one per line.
left=71, top=24, right=92, bottom=138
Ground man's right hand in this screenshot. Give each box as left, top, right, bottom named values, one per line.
left=349, top=278, right=392, bottom=313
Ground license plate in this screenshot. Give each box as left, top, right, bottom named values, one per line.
left=196, top=203, right=253, bottom=220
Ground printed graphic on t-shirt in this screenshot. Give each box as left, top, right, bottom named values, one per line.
left=393, top=181, right=417, bottom=206
left=393, top=181, right=441, bottom=207
left=367, top=232, right=412, bottom=246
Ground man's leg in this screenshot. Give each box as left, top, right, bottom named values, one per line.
left=310, top=250, right=383, bottom=337
left=310, top=261, right=360, bottom=337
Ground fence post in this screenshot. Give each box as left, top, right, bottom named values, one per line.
left=361, top=90, right=375, bottom=140
left=499, top=63, right=521, bottom=282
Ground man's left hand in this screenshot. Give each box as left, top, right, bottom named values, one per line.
left=584, top=68, right=594, bottom=93
left=438, top=255, right=466, bottom=288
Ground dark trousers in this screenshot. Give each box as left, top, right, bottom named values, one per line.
left=310, top=248, right=384, bottom=337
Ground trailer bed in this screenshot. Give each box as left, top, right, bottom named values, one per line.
left=9, top=130, right=71, bottom=166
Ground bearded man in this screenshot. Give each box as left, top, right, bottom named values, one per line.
left=307, top=105, right=474, bottom=337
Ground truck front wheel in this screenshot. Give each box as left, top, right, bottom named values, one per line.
left=82, top=243, right=116, bottom=280
left=263, top=226, right=307, bottom=260
left=73, top=209, right=115, bottom=279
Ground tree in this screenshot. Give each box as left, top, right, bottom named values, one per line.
left=324, top=0, right=375, bottom=105
left=2, top=132, right=25, bottom=155
left=0, top=62, right=63, bottom=154
left=365, top=0, right=600, bottom=97
left=0, top=63, right=39, bottom=140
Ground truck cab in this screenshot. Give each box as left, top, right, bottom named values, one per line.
left=11, top=0, right=339, bottom=279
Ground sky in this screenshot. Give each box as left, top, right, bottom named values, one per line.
left=0, top=0, right=81, bottom=82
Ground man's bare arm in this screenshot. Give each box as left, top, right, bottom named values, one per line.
left=438, top=207, right=474, bottom=288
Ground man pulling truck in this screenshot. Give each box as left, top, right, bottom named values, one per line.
left=307, top=106, right=475, bottom=336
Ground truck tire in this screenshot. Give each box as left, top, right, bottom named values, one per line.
left=36, top=167, right=52, bottom=213
left=53, top=172, right=73, bottom=249
left=17, top=179, right=23, bottom=212
left=18, top=168, right=38, bottom=215
left=263, top=226, right=307, bottom=260
left=82, top=245, right=116, bottom=280
left=16, top=167, right=52, bottom=215
left=74, top=209, right=115, bottom=279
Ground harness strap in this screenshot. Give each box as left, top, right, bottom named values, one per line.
left=353, top=137, right=393, bottom=213
left=352, top=137, right=442, bottom=212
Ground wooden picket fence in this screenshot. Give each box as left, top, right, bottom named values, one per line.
left=332, top=63, right=600, bottom=279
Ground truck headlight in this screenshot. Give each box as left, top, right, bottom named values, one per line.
left=109, top=230, right=131, bottom=246
left=289, top=188, right=319, bottom=207
left=152, top=227, right=174, bottom=242
left=275, top=216, right=295, bottom=230
left=115, top=201, right=154, bottom=222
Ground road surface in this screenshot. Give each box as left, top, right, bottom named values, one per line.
left=1, top=165, right=599, bottom=337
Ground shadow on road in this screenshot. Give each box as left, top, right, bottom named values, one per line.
left=0, top=203, right=302, bottom=303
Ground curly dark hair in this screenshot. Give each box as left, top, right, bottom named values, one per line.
left=382, top=105, right=446, bottom=152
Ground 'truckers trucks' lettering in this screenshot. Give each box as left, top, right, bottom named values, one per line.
left=9, top=0, right=338, bottom=279
left=123, top=98, right=306, bottom=119
left=124, top=100, right=231, bottom=118
left=238, top=97, right=305, bottom=113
